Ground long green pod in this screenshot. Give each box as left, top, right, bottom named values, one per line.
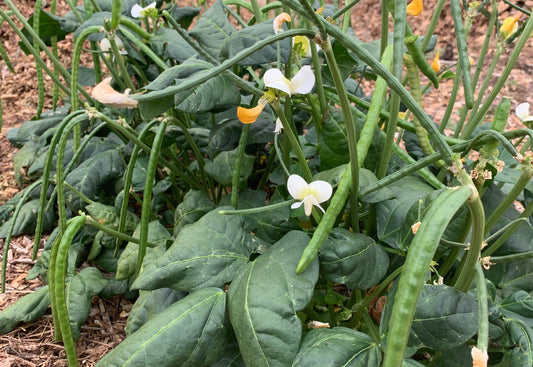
left=487, top=97, right=511, bottom=154
left=114, top=120, right=159, bottom=255
left=56, top=115, right=89, bottom=231
left=111, top=0, right=121, bottom=29
left=135, top=121, right=167, bottom=278
left=71, top=26, right=102, bottom=111
left=403, top=53, right=436, bottom=157
left=33, top=0, right=45, bottom=119
left=474, top=263, right=489, bottom=353
left=404, top=35, right=438, bottom=88
left=33, top=110, right=87, bottom=259
left=383, top=185, right=473, bottom=367
left=52, top=215, right=86, bottom=367
left=47, top=232, right=63, bottom=341
left=450, top=0, right=474, bottom=109
left=231, top=124, right=251, bottom=209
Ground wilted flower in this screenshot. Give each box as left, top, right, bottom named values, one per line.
left=471, top=346, right=489, bottom=367
left=515, top=102, right=533, bottom=124
left=91, top=77, right=138, bottom=108
left=406, top=0, right=423, bottom=16
left=500, top=15, right=520, bottom=40
left=431, top=52, right=441, bottom=73
left=264, top=65, right=315, bottom=96
left=274, top=117, right=283, bottom=134
left=131, top=2, right=156, bottom=18
left=273, top=12, right=291, bottom=34
left=287, top=174, right=333, bottom=216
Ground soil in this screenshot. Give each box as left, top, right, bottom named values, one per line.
left=1, top=0, right=533, bottom=365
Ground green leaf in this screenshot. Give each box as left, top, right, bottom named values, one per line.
left=173, top=189, right=215, bottom=236
left=208, top=118, right=274, bottom=157
left=204, top=148, right=255, bottom=186
left=227, top=231, right=319, bottom=367
left=319, top=106, right=349, bottom=170
left=502, top=319, right=533, bottom=367
left=65, top=149, right=125, bottom=212
left=486, top=259, right=533, bottom=293
left=168, top=5, right=200, bottom=29
left=320, top=228, right=389, bottom=290
left=20, top=9, right=68, bottom=53
left=0, top=285, right=50, bottom=334
left=126, top=288, right=187, bottom=336
left=142, top=58, right=240, bottom=114
left=218, top=20, right=290, bottom=65
left=12, top=107, right=68, bottom=145
left=66, top=267, right=109, bottom=340
left=410, top=285, right=478, bottom=350
left=96, top=287, right=229, bottom=367
left=116, top=220, right=172, bottom=280
left=189, top=0, right=235, bottom=58
left=86, top=202, right=139, bottom=231
left=132, top=208, right=251, bottom=291
left=376, top=176, right=434, bottom=248
left=293, top=327, right=381, bottom=366
left=428, top=344, right=476, bottom=367
left=498, top=291, right=533, bottom=328
left=0, top=198, right=55, bottom=238
left=150, top=28, right=197, bottom=63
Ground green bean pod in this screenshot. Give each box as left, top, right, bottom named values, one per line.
left=404, top=35, right=439, bottom=88
left=135, top=121, right=167, bottom=278
left=111, top=0, right=121, bottom=29
left=450, top=0, right=474, bottom=109
left=383, top=185, right=473, bottom=367
left=487, top=97, right=511, bottom=154
left=51, top=215, right=86, bottom=367
left=404, top=53, right=436, bottom=157
left=115, top=120, right=159, bottom=255
left=33, top=0, right=45, bottom=118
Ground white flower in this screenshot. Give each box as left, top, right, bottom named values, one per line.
left=292, top=35, right=319, bottom=58
left=287, top=174, right=332, bottom=216
left=264, top=65, right=315, bottom=96
left=131, top=2, right=156, bottom=18
left=91, top=77, right=138, bottom=108
left=515, top=102, right=533, bottom=123
left=100, top=37, right=127, bottom=55
left=274, top=117, right=283, bottom=134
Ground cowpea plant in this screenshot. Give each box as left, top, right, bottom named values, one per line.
left=1, top=0, right=533, bottom=365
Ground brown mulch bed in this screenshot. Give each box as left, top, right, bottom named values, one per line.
left=1, top=0, right=533, bottom=365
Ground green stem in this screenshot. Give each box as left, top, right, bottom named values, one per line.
left=490, top=250, right=533, bottom=263
left=322, top=38, right=359, bottom=231
left=219, top=199, right=296, bottom=215
left=420, top=0, right=446, bottom=52
left=474, top=262, right=489, bottom=352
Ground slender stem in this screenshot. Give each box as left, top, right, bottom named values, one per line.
left=490, top=250, right=533, bottom=263
left=322, top=38, right=359, bottom=231
left=219, top=199, right=296, bottom=215
left=420, top=0, right=446, bottom=52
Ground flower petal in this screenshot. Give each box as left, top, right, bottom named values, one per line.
left=303, top=196, right=314, bottom=216
left=92, top=77, right=138, bottom=108
left=131, top=4, right=143, bottom=18
left=431, top=52, right=440, bottom=73
left=516, top=103, right=531, bottom=121
left=237, top=101, right=266, bottom=124
left=100, top=38, right=111, bottom=53
left=290, top=65, right=315, bottom=95
left=291, top=201, right=303, bottom=209
left=264, top=68, right=292, bottom=95
left=406, top=0, right=423, bottom=16
left=274, top=117, right=283, bottom=134
left=287, top=174, right=309, bottom=201
left=309, top=180, right=333, bottom=203
left=273, top=12, right=291, bottom=34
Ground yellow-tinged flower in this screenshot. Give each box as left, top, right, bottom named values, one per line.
left=91, top=77, right=138, bottom=108
left=273, top=12, right=291, bottom=34
left=500, top=15, right=520, bottom=40
left=431, top=52, right=441, bottom=73
left=264, top=65, right=315, bottom=96
left=515, top=102, right=533, bottom=124
left=471, top=346, right=488, bottom=367
left=287, top=174, right=333, bottom=216
left=406, top=0, right=423, bottom=16
left=100, top=37, right=127, bottom=57
left=237, top=98, right=268, bottom=124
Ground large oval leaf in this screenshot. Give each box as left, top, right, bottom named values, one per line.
left=227, top=231, right=319, bottom=367
left=320, top=228, right=389, bottom=290
left=132, top=208, right=251, bottom=291
left=96, top=287, right=228, bottom=367
left=0, top=285, right=50, bottom=334
left=292, top=327, right=381, bottom=366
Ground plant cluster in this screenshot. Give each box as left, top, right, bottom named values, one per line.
left=1, top=0, right=533, bottom=366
